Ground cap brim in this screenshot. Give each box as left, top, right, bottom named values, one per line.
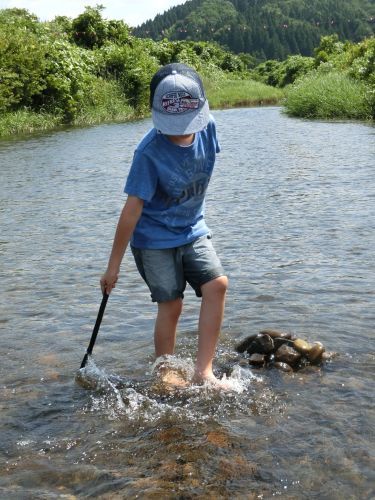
left=152, top=100, right=210, bottom=135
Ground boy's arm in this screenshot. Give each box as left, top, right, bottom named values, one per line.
left=100, top=195, right=144, bottom=294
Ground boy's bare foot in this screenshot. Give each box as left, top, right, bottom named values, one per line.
left=192, top=371, right=234, bottom=391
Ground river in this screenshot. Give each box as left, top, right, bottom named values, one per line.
left=0, top=107, right=374, bottom=498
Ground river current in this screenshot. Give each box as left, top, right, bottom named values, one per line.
left=0, top=107, right=374, bottom=498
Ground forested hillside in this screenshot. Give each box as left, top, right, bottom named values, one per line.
left=134, top=0, right=375, bottom=60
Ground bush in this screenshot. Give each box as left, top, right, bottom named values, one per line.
left=278, top=55, right=315, bottom=87
left=71, top=5, right=130, bottom=49
left=96, top=41, right=159, bottom=112
left=0, top=9, right=49, bottom=112
left=252, top=55, right=315, bottom=88
left=74, top=77, right=134, bottom=125
left=40, top=40, right=96, bottom=120
left=284, top=70, right=371, bottom=119
left=252, top=59, right=282, bottom=87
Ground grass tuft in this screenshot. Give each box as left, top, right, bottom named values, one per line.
left=73, top=78, right=136, bottom=126
left=0, top=110, right=61, bottom=138
left=284, top=71, right=371, bottom=120
left=204, top=75, right=284, bottom=109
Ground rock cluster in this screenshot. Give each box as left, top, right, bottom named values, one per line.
left=235, top=329, right=334, bottom=372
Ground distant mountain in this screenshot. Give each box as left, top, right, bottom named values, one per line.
left=134, top=0, right=375, bottom=60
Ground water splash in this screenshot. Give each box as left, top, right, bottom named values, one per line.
left=75, top=355, right=269, bottom=423
left=76, top=357, right=126, bottom=419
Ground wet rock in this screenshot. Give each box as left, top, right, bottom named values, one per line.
left=75, top=369, right=99, bottom=390
left=273, top=337, right=293, bottom=350
left=249, top=334, right=274, bottom=355
left=238, top=357, right=250, bottom=368
left=259, top=329, right=292, bottom=340
left=248, top=353, right=266, bottom=367
left=274, top=362, right=293, bottom=372
left=274, top=344, right=301, bottom=366
left=235, top=334, right=258, bottom=353
left=293, top=338, right=313, bottom=355
left=260, top=329, right=293, bottom=350
left=235, top=329, right=333, bottom=372
left=307, top=342, right=325, bottom=364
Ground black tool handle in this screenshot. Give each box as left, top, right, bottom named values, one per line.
left=80, top=292, right=109, bottom=369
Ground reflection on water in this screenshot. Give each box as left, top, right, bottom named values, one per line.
left=0, top=108, right=374, bottom=498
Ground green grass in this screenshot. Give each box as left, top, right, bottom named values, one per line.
left=73, top=77, right=136, bottom=126
left=284, top=71, right=372, bottom=120
left=204, top=75, right=284, bottom=108
left=0, top=109, right=61, bottom=138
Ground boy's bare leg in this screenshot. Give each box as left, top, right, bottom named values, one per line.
left=194, top=276, right=228, bottom=384
left=154, top=298, right=188, bottom=388
left=154, top=298, right=183, bottom=357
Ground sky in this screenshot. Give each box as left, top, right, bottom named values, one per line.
left=0, top=0, right=187, bottom=27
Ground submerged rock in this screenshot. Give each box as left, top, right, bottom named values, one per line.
left=274, top=344, right=301, bottom=366
left=248, top=353, right=266, bottom=367
left=274, top=362, right=293, bottom=372
left=238, top=357, right=250, bottom=368
left=321, top=351, right=337, bottom=362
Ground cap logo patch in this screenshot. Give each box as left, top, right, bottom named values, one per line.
left=161, top=91, right=199, bottom=113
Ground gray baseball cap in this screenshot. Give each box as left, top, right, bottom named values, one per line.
left=150, top=63, right=210, bottom=135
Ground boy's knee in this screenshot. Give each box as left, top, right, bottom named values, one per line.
left=202, top=275, right=228, bottom=297
left=158, top=298, right=183, bottom=320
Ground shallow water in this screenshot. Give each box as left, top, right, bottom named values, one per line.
left=0, top=108, right=374, bottom=498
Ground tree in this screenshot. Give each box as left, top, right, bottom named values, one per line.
left=72, top=5, right=108, bottom=48
left=70, top=4, right=130, bottom=49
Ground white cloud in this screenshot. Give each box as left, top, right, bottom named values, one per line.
left=0, top=0, right=187, bottom=26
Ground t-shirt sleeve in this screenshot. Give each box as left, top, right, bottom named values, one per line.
left=124, top=150, right=158, bottom=202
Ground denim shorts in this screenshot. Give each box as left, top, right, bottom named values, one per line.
left=131, top=234, right=225, bottom=303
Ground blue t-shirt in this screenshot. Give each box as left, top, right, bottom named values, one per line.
left=125, top=116, right=220, bottom=249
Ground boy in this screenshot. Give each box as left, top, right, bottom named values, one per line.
left=100, top=63, right=228, bottom=387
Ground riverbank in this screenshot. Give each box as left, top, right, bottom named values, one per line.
left=0, top=78, right=284, bottom=139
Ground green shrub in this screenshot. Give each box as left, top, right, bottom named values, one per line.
left=74, top=77, right=134, bottom=125
left=284, top=70, right=371, bottom=119
left=71, top=5, right=130, bottom=49
left=0, top=10, right=49, bottom=112
left=346, top=37, right=375, bottom=86
left=278, top=55, right=315, bottom=87
left=40, top=40, right=96, bottom=120
left=253, top=55, right=315, bottom=88
left=96, top=41, right=159, bottom=112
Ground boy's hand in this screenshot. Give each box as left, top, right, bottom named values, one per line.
left=100, top=269, right=119, bottom=295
